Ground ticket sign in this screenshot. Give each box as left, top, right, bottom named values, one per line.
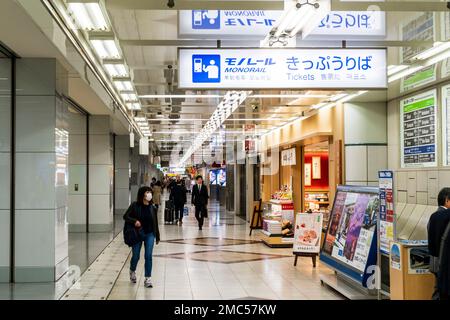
left=179, top=10, right=385, bottom=39
left=178, top=48, right=387, bottom=89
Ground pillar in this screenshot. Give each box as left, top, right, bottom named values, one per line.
left=0, top=57, right=11, bottom=282
left=88, top=115, right=113, bottom=232
left=14, top=58, right=69, bottom=282
left=344, top=102, right=388, bottom=186
left=67, top=110, right=87, bottom=232
left=114, top=135, right=130, bottom=215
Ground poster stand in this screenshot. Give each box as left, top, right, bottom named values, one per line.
left=249, top=199, right=263, bottom=236
left=293, top=252, right=318, bottom=267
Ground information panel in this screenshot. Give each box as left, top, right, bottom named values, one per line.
left=400, top=90, right=438, bottom=168
left=179, top=48, right=387, bottom=89
left=442, top=84, right=450, bottom=166
left=378, top=170, right=395, bottom=255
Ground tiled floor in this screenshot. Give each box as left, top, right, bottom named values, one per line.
left=62, top=193, right=343, bottom=300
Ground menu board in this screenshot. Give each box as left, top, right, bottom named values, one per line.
left=400, top=90, right=438, bottom=168
left=379, top=170, right=395, bottom=255
left=442, top=85, right=450, bottom=166
left=322, top=188, right=379, bottom=272
left=293, top=213, right=323, bottom=254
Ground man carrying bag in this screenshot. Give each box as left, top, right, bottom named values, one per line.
left=191, top=175, right=209, bottom=230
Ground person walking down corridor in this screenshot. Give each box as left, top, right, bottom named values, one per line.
left=152, top=181, right=162, bottom=212
left=191, top=175, right=209, bottom=230
left=123, top=186, right=160, bottom=288
left=170, top=179, right=187, bottom=226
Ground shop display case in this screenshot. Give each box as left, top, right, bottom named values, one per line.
left=304, top=189, right=330, bottom=224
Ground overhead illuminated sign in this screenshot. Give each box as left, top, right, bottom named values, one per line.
left=179, top=10, right=385, bottom=39
left=179, top=48, right=387, bottom=89
left=178, top=10, right=279, bottom=38
left=306, top=11, right=386, bottom=38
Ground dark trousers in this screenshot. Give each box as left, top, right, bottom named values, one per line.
left=195, top=205, right=207, bottom=228
left=174, top=204, right=184, bottom=221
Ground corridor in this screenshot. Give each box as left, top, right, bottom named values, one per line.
left=61, top=195, right=341, bottom=300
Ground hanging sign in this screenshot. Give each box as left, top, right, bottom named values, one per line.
left=400, top=90, right=437, bottom=168
left=306, top=11, right=386, bottom=39
left=179, top=48, right=387, bottom=89
left=281, top=148, right=296, bottom=166
left=178, top=10, right=279, bottom=38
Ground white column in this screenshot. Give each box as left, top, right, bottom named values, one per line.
left=88, top=115, right=113, bottom=232
left=14, top=58, right=69, bottom=282
left=344, top=102, right=388, bottom=186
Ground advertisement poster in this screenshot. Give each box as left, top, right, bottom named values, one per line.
left=209, top=170, right=217, bottom=185
left=293, top=213, right=323, bottom=254
left=390, top=243, right=402, bottom=270
left=323, top=190, right=379, bottom=272
left=218, top=169, right=226, bottom=187
left=400, top=90, right=438, bottom=168
left=442, top=85, right=450, bottom=166
left=379, top=170, right=395, bottom=254
left=304, top=163, right=312, bottom=186
left=312, top=156, right=321, bottom=179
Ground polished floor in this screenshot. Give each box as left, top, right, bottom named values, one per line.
left=61, top=193, right=343, bottom=300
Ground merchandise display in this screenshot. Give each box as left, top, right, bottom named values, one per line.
left=320, top=185, right=379, bottom=287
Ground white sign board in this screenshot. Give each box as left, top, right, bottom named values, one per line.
left=178, top=10, right=280, bottom=38
left=306, top=11, right=386, bottom=39
left=281, top=148, right=296, bottom=166
left=442, top=84, right=450, bottom=166
left=179, top=48, right=387, bottom=89
left=179, top=9, right=384, bottom=39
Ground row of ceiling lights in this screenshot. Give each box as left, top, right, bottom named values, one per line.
left=66, top=1, right=142, bottom=112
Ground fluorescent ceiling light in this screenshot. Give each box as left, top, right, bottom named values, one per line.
left=251, top=94, right=327, bottom=99
left=121, top=93, right=137, bottom=101
left=387, top=65, right=409, bottom=77
left=388, top=65, right=425, bottom=83
left=104, top=63, right=128, bottom=77
left=412, top=42, right=450, bottom=61
left=67, top=2, right=109, bottom=31
left=139, top=94, right=222, bottom=99
left=134, top=117, right=147, bottom=122
left=114, top=80, right=133, bottom=91
left=126, top=103, right=141, bottom=111
left=90, top=39, right=121, bottom=59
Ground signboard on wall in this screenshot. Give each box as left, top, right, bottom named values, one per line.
left=401, top=65, right=437, bottom=93
left=281, top=148, right=296, bottom=166
left=400, top=12, right=435, bottom=63
left=293, top=213, right=323, bottom=254
left=305, top=163, right=312, bottom=186
left=442, top=84, right=450, bottom=166
left=378, top=170, right=395, bottom=255
left=178, top=48, right=387, bottom=89
left=312, top=156, right=321, bottom=179
left=400, top=90, right=437, bottom=168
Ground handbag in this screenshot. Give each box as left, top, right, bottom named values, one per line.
left=123, top=222, right=142, bottom=247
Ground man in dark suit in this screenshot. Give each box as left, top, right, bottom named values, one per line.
left=428, top=187, right=450, bottom=300
left=191, top=175, right=209, bottom=230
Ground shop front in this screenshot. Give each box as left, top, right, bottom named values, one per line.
left=258, top=105, right=344, bottom=248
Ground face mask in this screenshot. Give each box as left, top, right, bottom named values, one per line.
left=145, top=193, right=153, bottom=202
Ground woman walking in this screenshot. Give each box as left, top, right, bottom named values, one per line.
left=123, top=186, right=160, bottom=288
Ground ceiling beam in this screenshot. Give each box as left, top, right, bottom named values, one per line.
left=106, top=0, right=283, bottom=10
left=120, top=39, right=435, bottom=48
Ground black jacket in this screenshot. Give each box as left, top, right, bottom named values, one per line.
left=191, top=184, right=209, bottom=207
left=428, top=207, right=450, bottom=257
left=123, top=202, right=160, bottom=242
left=170, top=184, right=187, bottom=206
left=438, top=221, right=450, bottom=298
